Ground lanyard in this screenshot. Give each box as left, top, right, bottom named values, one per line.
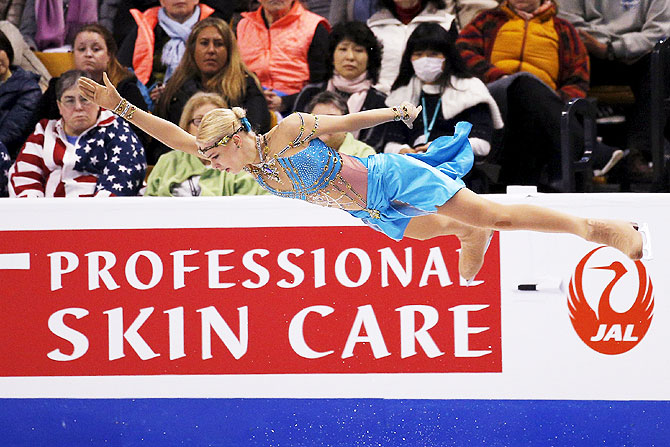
left=421, top=95, right=442, bottom=143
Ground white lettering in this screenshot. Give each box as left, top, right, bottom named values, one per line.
left=205, top=249, right=235, bottom=288
left=164, top=307, right=186, bottom=360
left=449, top=304, right=491, bottom=357
left=379, top=247, right=412, bottom=287
left=396, top=305, right=444, bottom=358
left=125, top=251, right=163, bottom=290
left=48, top=252, right=79, bottom=291
left=198, top=306, right=248, bottom=360
left=312, top=248, right=326, bottom=288
left=171, top=250, right=199, bottom=290
left=86, top=251, right=119, bottom=291
left=419, top=247, right=452, bottom=287
left=47, top=308, right=89, bottom=361
left=242, top=249, right=270, bottom=288
left=104, top=307, right=160, bottom=360
left=288, top=306, right=335, bottom=358
left=277, top=249, right=305, bottom=288
left=335, top=248, right=371, bottom=287
left=342, top=305, right=390, bottom=359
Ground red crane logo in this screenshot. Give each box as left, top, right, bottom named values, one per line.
left=568, top=246, right=654, bottom=355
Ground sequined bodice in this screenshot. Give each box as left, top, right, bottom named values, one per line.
left=250, top=138, right=375, bottom=215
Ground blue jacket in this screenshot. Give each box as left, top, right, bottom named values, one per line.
left=0, top=66, right=42, bottom=158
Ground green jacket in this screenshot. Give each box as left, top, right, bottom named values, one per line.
left=145, top=150, right=269, bottom=197
left=338, top=132, right=376, bottom=158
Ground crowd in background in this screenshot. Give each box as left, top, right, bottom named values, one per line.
left=1, top=0, right=669, bottom=197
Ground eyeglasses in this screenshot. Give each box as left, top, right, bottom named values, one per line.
left=59, top=95, right=95, bottom=109
left=202, top=126, right=244, bottom=151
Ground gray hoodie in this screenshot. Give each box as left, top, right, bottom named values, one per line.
left=557, top=0, right=670, bottom=62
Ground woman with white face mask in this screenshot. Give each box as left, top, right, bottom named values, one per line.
left=384, top=22, right=503, bottom=161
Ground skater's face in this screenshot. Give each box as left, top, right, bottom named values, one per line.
left=333, top=39, right=369, bottom=80
left=57, top=84, right=100, bottom=137
left=194, top=26, right=228, bottom=79
left=74, top=31, right=110, bottom=78
left=311, top=102, right=346, bottom=150
left=197, top=132, right=252, bottom=174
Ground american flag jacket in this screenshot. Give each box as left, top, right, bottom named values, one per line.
left=8, top=110, right=146, bottom=197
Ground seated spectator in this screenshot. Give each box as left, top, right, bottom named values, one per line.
left=152, top=17, right=270, bottom=164
left=20, top=0, right=98, bottom=50
left=385, top=22, right=502, bottom=157
left=457, top=0, right=622, bottom=188
left=292, top=20, right=388, bottom=152
left=0, top=0, right=26, bottom=28
left=0, top=21, right=51, bottom=91
left=8, top=70, right=146, bottom=197
left=35, top=24, right=148, bottom=124
left=367, top=0, right=456, bottom=93
left=117, top=0, right=216, bottom=105
left=237, top=0, right=330, bottom=114
left=329, top=0, right=380, bottom=26
left=0, top=141, right=9, bottom=196
left=558, top=0, right=670, bottom=181
left=146, top=92, right=268, bottom=196
left=0, top=29, right=42, bottom=160
left=304, top=91, right=376, bottom=157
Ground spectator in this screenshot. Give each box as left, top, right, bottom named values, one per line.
left=8, top=70, right=145, bottom=197
left=237, top=0, right=330, bottom=114
left=367, top=0, right=457, bottom=94
left=146, top=92, right=268, bottom=196
left=457, top=0, right=622, bottom=188
left=304, top=91, right=376, bottom=157
left=20, top=0, right=98, bottom=51
left=0, top=0, right=26, bottom=27
left=35, top=24, right=148, bottom=124
left=292, top=20, right=388, bottom=152
left=385, top=22, right=502, bottom=157
left=329, top=0, right=379, bottom=26
left=0, top=141, right=9, bottom=196
left=117, top=0, right=215, bottom=103
left=152, top=17, right=270, bottom=164
left=0, top=21, right=50, bottom=91
left=558, top=0, right=670, bottom=181
left=0, top=29, right=42, bottom=160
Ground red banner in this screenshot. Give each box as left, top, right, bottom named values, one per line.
left=0, top=227, right=501, bottom=376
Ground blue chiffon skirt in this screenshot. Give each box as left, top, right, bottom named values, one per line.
left=347, top=121, right=474, bottom=240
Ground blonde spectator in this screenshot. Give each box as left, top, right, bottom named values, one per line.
left=145, top=92, right=268, bottom=197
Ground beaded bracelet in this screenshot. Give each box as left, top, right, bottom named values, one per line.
left=392, top=105, right=410, bottom=122
left=113, top=98, right=127, bottom=115
left=111, top=98, right=137, bottom=121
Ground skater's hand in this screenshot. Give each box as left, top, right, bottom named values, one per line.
left=78, top=72, right=122, bottom=111
left=395, top=101, right=422, bottom=129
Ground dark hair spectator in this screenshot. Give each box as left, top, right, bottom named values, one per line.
left=292, top=20, right=389, bottom=152
left=0, top=28, right=42, bottom=161
left=0, top=21, right=51, bottom=91
left=9, top=69, right=146, bottom=197
left=385, top=22, right=502, bottom=158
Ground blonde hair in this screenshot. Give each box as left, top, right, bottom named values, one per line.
left=197, top=106, right=249, bottom=145
left=157, top=17, right=261, bottom=118
left=178, top=92, right=228, bottom=130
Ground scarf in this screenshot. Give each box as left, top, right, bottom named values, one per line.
left=158, top=6, right=200, bottom=82
left=328, top=72, right=372, bottom=138
left=35, top=0, right=98, bottom=50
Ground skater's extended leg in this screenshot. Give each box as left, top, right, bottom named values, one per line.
left=437, top=188, right=643, bottom=260
left=405, top=214, right=493, bottom=281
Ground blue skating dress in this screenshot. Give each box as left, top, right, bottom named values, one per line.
left=248, top=121, right=474, bottom=241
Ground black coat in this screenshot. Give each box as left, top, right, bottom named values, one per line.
left=0, top=66, right=42, bottom=159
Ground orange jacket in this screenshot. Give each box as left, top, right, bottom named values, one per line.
left=237, top=2, right=329, bottom=95
left=129, top=4, right=215, bottom=85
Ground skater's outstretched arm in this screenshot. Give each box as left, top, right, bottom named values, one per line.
left=79, top=73, right=199, bottom=156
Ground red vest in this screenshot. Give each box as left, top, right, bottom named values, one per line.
left=129, top=4, right=215, bottom=85
left=237, top=2, right=329, bottom=95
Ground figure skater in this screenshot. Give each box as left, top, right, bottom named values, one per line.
left=79, top=74, right=651, bottom=282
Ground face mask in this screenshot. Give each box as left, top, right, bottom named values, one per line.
left=412, top=56, right=444, bottom=83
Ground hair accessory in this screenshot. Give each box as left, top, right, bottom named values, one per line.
left=240, top=117, right=252, bottom=132
left=202, top=125, right=245, bottom=152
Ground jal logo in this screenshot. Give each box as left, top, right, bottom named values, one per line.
left=568, top=246, right=653, bottom=355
